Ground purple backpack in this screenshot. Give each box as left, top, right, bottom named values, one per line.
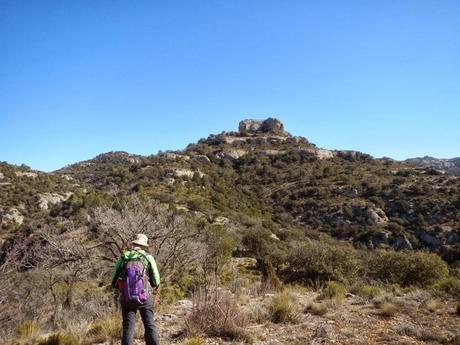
left=122, top=258, right=151, bottom=304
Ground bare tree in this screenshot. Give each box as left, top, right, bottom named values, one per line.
left=0, top=233, right=31, bottom=337
left=91, top=197, right=206, bottom=285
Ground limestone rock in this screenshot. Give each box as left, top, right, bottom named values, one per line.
left=170, top=169, right=204, bottom=179
left=195, top=155, right=211, bottom=163
left=0, top=172, right=4, bottom=179
left=270, top=233, right=280, bottom=241
left=37, top=192, right=73, bottom=210
left=239, top=119, right=263, bottom=133
left=15, top=171, right=37, bottom=178
left=365, top=207, right=389, bottom=225
left=238, top=117, right=285, bottom=134
left=2, top=208, right=24, bottom=225
left=213, top=216, right=230, bottom=225
left=315, top=149, right=334, bottom=160
left=215, top=150, right=247, bottom=160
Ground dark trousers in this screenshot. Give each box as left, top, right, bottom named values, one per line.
left=121, top=296, right=160, bottom=345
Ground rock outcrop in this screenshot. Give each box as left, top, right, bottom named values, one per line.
left=1, top=208, right=24, bottom=225
left=37, top=192, right=73, bottom=210
left=238, top=118, right=286, bottom=134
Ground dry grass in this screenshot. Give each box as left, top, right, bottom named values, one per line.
left=424, top=299, right=442, bottom=313
left=15, top=320, right=39, bottom=339
left=304, top=301, right=328, bottom=316
left=318, top=281, right=346, bottom=301
left=86, top=317, right=121, bottom=343
left=268, top=289, right=300, bottom=323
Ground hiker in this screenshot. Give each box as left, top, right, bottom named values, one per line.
left=111, top=234, right=161, bottom=345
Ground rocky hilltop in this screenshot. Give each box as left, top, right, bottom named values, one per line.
left=404, top=156, right=460, bottom=175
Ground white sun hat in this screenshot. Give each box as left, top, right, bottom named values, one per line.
left=132, top=233, right=149, bottom=247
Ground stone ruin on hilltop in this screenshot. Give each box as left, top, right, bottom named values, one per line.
left=238, top=118, right=286, bottom=135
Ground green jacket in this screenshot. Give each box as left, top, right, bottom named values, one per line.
left=111, top=249, right=160, bottom=289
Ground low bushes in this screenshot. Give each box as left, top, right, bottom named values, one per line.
left=281, top=240, right=361, bottom=285
left=367, top=250, right=449, bottom=287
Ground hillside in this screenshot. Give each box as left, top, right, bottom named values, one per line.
left=47, top=118, right=460, bottom=263
left=1, top=118, right=459, bottom=344
left=404, top=156, right=460, bottom=175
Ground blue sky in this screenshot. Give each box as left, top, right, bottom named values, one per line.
left=1, top=1, right=459, bottom=172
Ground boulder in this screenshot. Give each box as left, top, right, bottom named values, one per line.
left=0, top=172, right=4, bottom=179
left=239, top=119, right=263, bottom=133
left=2, top=208, right=24, bottom=225
left=213, top=216, right=230, bottom=225
left=365, top=207, right=389, bottom=225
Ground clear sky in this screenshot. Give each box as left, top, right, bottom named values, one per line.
left=1, top=1, right=459, bottom=172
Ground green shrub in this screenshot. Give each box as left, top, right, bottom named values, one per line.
left=367, top=250, right=449, bottom=287
left=355, top=284, right=383, bottom=299
left=269, top=289, right=300, bottom=323
left=281, top=240, right=361, bottom=285
left=318, top=281, right=346, bottom=301
left=432, top=277, right=460, bottom=297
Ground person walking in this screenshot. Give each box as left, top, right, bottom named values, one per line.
left=111, top=234, right=161, bottom=345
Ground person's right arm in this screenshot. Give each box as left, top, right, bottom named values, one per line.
left=147, top=255, right=160, bottom=288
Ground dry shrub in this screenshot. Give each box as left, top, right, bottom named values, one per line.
left=268, top=289, right=300, bottom=323
left=424, top=299, right=442, bottom=313
left=379, top=302, right=397, bottom=317
left=456, top=303, right=460, bottom=316
left=304, top=301, right=328, bottom=316
left=185, top=291, right=250, bottom=342
left=395, top=324, right=448, bottom=343
left=248, top=304, right=270, bottom=323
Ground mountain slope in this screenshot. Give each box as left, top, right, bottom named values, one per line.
left=34, top=118, right=459, bottom=263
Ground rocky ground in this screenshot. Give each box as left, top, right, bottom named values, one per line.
left=127, top=289, right=459, bottom=345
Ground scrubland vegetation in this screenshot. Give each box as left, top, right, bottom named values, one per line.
left=1, top=121, right=459, bottom=344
